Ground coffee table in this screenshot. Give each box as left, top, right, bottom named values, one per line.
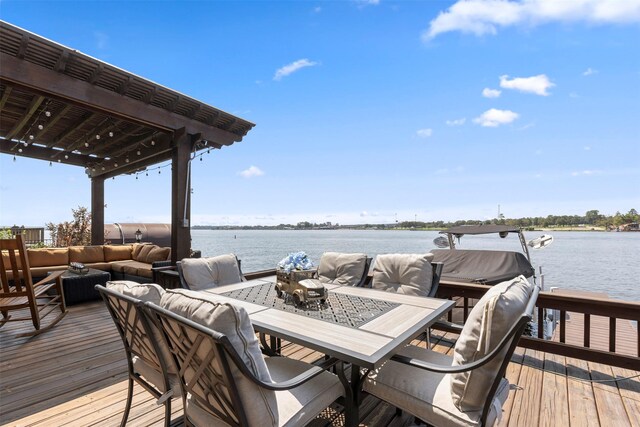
left=58, top=268, right=111, bottom=305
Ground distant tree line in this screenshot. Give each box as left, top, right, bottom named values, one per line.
left=192, top=209, right=638, bottom=230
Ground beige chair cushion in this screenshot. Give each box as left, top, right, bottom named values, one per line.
left=451, top=275, right=533, bottom=412
left=160, top=289, right=274, bottom=426
left=364, top=345, right=509, bottom=427
left=185, top=356, right=343, bottom=427
left=104, top=245, right=133, bottom=262
left=317, top=252, right=367, bottom=286
left=371, top=253, right=434, bottom=297
left=180, top=254, right=242, bottom=290
left=69, top=246, right=105, bottom=264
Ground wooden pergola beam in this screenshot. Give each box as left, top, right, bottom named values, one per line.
left=1, top=52, right=241, bottom=146
left=4, top=94, right=44, bottom=141
left=0, top=141, right=91, bottom=167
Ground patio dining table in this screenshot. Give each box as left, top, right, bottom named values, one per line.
left=202, top=276, right=455, bottom=427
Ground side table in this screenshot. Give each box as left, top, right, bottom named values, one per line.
left=154, top=268, right=181, bottom=289
left=58, top=268, right=111, bottom=305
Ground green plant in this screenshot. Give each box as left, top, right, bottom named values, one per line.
left=0, top=228, right=13, bottom=239
left=46, top=206, right=92, bottom=247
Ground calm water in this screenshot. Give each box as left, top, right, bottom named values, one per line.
left=191, top=230, right=640, bottom=302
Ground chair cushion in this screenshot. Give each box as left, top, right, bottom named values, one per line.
left=69, top=246, right=105, bottom=264
left=364, top=345, right=508, bottom=427
left=132, top=355, right=181, bottom=392
left=185, top=356, right=343, bottom=427
left=103, top=245, right=133, bottom=262
left=451, top=275, right=533, bottom=412
left=180, top=254, right=242, bottom=290
left=160, top=289, right=274, bottom=426
left=371, top=253, right=434, bottom=297
left=317, top=252, right=368, bottom=286
left=106, top=281, right=177, bottom=375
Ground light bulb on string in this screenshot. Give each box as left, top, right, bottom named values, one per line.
left=101, top=166, right=105, bottom=170
left=57, top=159, right=61, bottom=163
left=22, top=141, right=28, bottom=146
left=145, top=172, right=148, bottom=176
left=158, top=170, right=161, bottom=174
left=85, top=142, right=89, bottom=147
left=137, top=150, right=141, bottom=156
left=125, top=158, right=129, bottom=163
left=151, top=140, right=155, bottom=146
left=38, top=124, right=44, bottom=130
left=13, top=155, right=16, bottom=162
left=96, top=134, right=101, bottom=140
left=108, top=131, right=114, bottom=137
left=45, top=111, right=51, bottom=117
left=49, top=161, right=52, bottom=167
left=29, top=135, right=34, bottom=140
left=18, top=148, right=23, bottom=153
left=114, top=162, right=118, bottom=167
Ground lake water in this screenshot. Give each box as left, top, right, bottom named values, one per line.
left=191, top=230, right=640, bottom=302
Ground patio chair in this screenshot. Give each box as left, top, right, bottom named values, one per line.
left=143, top=288, right=344, bottom=426
left=371, top=253, right=441, bottom=298
left=96, top=282, right=179, bottom=427
left=364, top=275, right=540, bottom=427
left=317, top=252, right=371, bottom=287
left=177, top=253, right=244, bottom=290
left=0, top=234, right=67, bottom=336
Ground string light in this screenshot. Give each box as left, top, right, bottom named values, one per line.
left=45, top=111, right=51, bottom=117
left=37, top=124, right=44, bottom=130
left=29, top=134, right=34, bottom=140
left=151, top=140, right=155, bottom=146
left=13, top=155, right=16, bottom=162
left=49, top=161, right=52, bottom=167
left=64, top=154, right=69, bottom=159
left=137, top=150, right=141, bottom=156
left=18, top=148, right=22, bottom=153
left=125, top=158, right=129, bottom=163
left=85, top=142, right=89, bottom=147
left=108, top=131, right=114, bottom=137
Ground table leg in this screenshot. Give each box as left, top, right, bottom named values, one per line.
left=336, top=361, right=366, bottom=427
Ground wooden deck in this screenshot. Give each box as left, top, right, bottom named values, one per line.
left=1, top=302, right=638, bottom=427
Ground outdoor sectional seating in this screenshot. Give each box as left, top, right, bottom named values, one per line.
left=1, top=243, right=171, bottom=283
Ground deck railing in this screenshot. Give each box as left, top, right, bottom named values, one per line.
left=435, top=280, right=640, bottom=370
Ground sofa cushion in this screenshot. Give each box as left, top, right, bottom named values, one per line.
left=145, top=246, right=171, bottom=263
left=83, top=262, right=111, bottom=271
left=113, top=260, right=155, bottom=278
left=451, top=275, right=533, bottom=412
left=317, top=252, right=368, bottom=286
left=109, top=260, right=138, bottom=273
left=372, top=253, right=434, bottom=297
left=27, top=247, right=69, bottom=267
left=69, top=246, right=104, bottom=264
left=104, top=245, right=133, bottom=262
left=160, top=289, right=274, bottom=426
left=132, top=243, right=150, bottom=260
left=180, top=254, right=242, bottom=290
left=135, top=244, right=155, bottom=262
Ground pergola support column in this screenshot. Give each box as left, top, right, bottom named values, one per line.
left=171, top=129, right=193, bottom=264
left=91, top=176, right=105, bottom=245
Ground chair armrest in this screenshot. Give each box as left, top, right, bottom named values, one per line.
left=33, top=270, right=64, bottom=287
left=392, top=316, right=528, bottom=374
left=254, top=360, right=327, bottom=391
left=151, top=260, right=173, bottom=269
left=431, top=319, right=464, bottom=334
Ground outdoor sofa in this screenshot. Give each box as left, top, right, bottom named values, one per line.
left=1, top=243, right=171, bottom=283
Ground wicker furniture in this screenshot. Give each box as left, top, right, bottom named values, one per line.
left=58, top=268, right=111, bottom=305
left=0, top=235, right=67, bottom=336
left=203, top=277, right=454, bottom=427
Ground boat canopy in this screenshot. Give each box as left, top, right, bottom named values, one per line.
left=431, top=249, right=534, bottom=285
left=440, top=225, right=521, bottom=236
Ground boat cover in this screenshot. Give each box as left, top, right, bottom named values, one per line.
left=431, top=249, right=534, bottom=285
left=440, top=225, right=521, bottom=236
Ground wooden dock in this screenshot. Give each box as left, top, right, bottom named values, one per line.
left=1, top=302, right=638, bottom=426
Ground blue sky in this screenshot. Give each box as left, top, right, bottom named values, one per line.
left=1, top=0, right=639, bottom=227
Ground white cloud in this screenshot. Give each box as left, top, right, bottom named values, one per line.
left=274, top=59, right=318, bottom=81
left=423, top=0, right=640, bottom=40
left=239, top=166, right=264, bottom=178
left=583, top=67, right=598, bottom=76
left=571, top=170, right=601, bottom=176
left=94, top=31, right=109, bottom=49
left=416, top=128, right=433, bottom=138
left=355, top=0, right=380, bottom=5
left=360, top=211, right=369, bottom=217
left=473, top=108, right=519, bottom=127
left=499, top=74, right=554, bottom=96
left=584, top=146, right=591, bottom=151
left=482, top=88, right=502, bottom=98
left=313, top=6, right=322, bottom=13
left=446, top=118, right=466, bottom=126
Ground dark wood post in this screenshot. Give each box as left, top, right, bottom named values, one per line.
left=171, top=128, right=193, bottom=264
left=91, top=176, right=105, bottom=245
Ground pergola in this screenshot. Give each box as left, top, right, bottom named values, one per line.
left=0, top=21, right=254, bottom=262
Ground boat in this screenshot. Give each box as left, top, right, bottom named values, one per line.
left=431, top=224, right=549, bottom=286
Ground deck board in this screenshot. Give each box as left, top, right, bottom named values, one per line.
left=1, top=302, right=638, bottom=427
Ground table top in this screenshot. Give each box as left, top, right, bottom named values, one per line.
left=60, top=268, right=111, bottom=279
left=203, top=276, right=454, bottom=369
